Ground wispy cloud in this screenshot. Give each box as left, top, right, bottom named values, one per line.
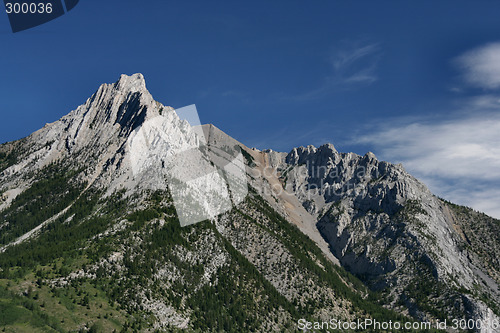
left=352, top=104, right=500, bottom=219
left=331, top=43, right=380, bottom=84
left=349, top=42, right=500, bottom=219
left=421, top=177, right=500, bottom=220
left=455, top=42, right=500, bottom=90
left=291, top=42, right=381, bottom=101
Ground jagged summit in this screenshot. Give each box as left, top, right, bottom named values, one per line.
left=288, top=143, right=337, bottom=156
left=59, top=73, right=166, bottom=145
left=39, top=75, right=148, bottom=160
left=84, top=73, right=157, bottom=130
left=0, top=74, right=177, bottom=189
left=113, top=73, right=147, bottom=93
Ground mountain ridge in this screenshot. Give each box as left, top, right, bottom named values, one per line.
left=1, top=73, right=499, bottom=332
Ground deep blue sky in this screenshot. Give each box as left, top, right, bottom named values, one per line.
left=1, top=1, right=500, bottom=217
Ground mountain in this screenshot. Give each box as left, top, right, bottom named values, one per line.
left=0, top=74, right=499, bottom=332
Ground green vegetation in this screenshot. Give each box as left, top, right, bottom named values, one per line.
left=186, top=235, right=297, bottom=332
left=0, top=174, right=448, bottom=332
left=441, top=199, right=500, bottom=316
left=0, top=143, right=23, bottom=174
left=0, top=186, right=126, bottom=272
left=0, top=162, right=85, bottom=246
left=0, top=284, right=66, bottom=331
left=117, top=195, right=297, bottom=331
left=247, top=190, right=410, bottom=324
left=400, top=199, right=427, bottom=217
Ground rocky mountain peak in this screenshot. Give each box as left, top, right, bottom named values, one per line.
left=113, top=73, right=148, bottom=94
left=2, top=74, right=174, bottom=183
left=319, top=143, right=337, bottom=153
left=60, top=74, right=162, bottom=148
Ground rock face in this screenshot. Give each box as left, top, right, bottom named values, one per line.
left=1, top=73, right=499, bottom=332
left=261, top=144, right=500, bottom=330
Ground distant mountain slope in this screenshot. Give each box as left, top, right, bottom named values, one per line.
left=262, top=144, right=500, bottom=328
left=0, top=74, right=498, bottom=332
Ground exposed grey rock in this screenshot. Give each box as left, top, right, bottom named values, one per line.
left=263, top=142, right=500, bottom=329
left=1, top=73, right=499, bottom=331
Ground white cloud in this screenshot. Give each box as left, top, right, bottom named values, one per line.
left=419, top=176, right=500, bottom=220
left=351, top=43, right=500, bottom=218
left=290, top=42, right=381, bottom=101
left=331, top=43, right=380, bottom=83
left=455, top=42, right=500, bottom=90
left=353, top=110, right=500, bottom=219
